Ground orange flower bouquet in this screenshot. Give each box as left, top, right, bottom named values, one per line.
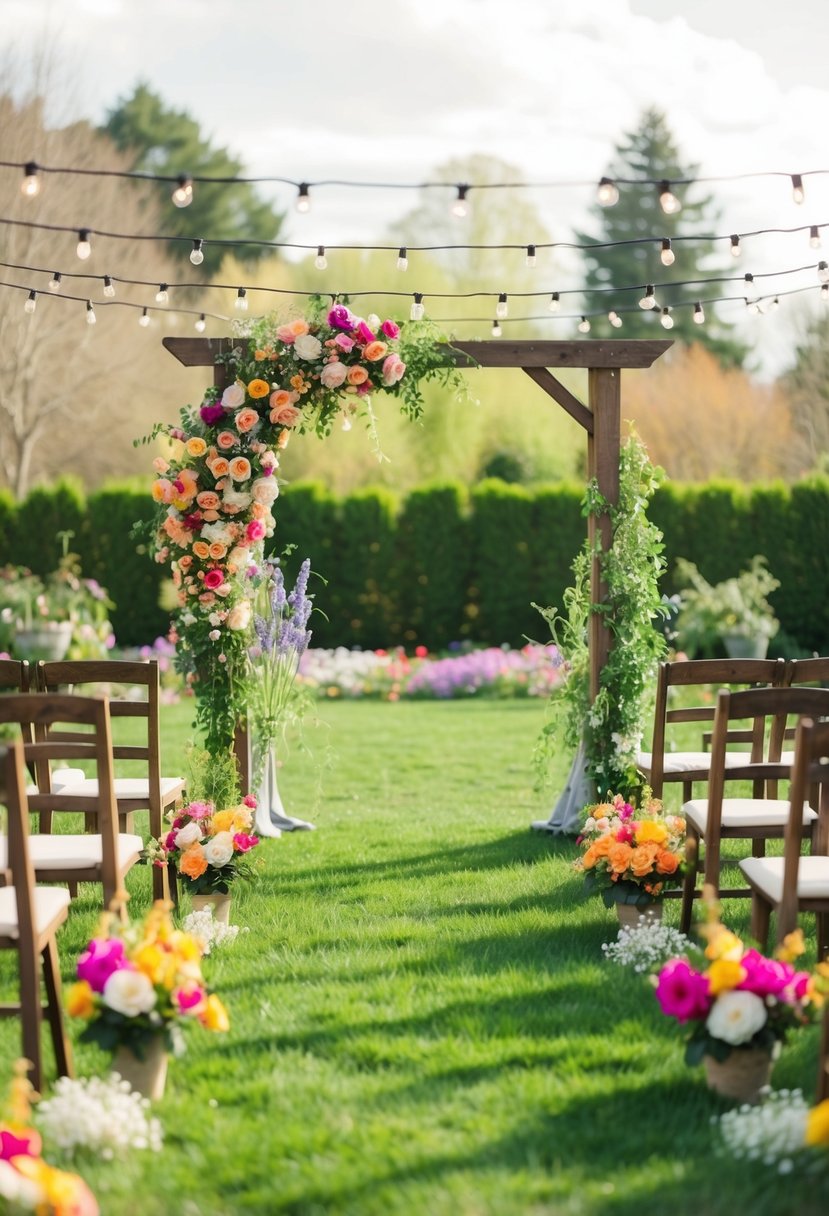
left=575, top=791, right=686, bottom=910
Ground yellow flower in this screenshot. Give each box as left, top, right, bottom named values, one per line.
left=133, top=942, right=176, bottom=988
left=775, top=929, right=806, bottom=963
left=211, top=809, right=235, bottom=834
left=805, top=1099, right=829, bottom=1146
left=707, top=958, right=746, bottom=996
left=66, top=980, right=96, bottom=1019
left=200, top=994, right=230, bottom=1032
left=634, top=820, right=668, bottom=846
left=185, top=437, right=207, bottom=458
left=704, top=927, right=744, bottom=962
left=247, top=378, right=270, bottom=399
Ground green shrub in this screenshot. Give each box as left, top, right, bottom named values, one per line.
left=394, top=482, right=470, bottom=649
left=333, top=487, right=398, bottom=650
left=12, top=479, right=87, bottom=573
left=0, top=490, right=16, bottom=566
left=267, top=481, right=341, bottom=648
left=469, top=480, right=536, bottom=646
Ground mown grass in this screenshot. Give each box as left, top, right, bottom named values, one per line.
left=0, top=698, right=825, bottom=1215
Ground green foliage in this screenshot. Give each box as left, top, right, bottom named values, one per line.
left=394, top=482, right=470, bottom=649
left=334, top=487, right=399, bottom=649
left=674, top=556, right=780, bottom=657
left=266, top=481, right=340, bottom=648
left=85, top=482, right=168, bottom=646
left=12, top=478, right=86, bottom=573
left=469, top=480, right=536, bottom=646
left=185, top=744, right=241, bottom=809
left=0, top=490, right=15, bottom=566
left=530, top=484, right=585, bottom=636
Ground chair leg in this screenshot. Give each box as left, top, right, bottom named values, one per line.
left=817, top=910, right=829, bottom=962
left=751, top=838, right=766, bottom=858
left=68, top=881, right=79, bottom=898
left=680, top=828, right=699, bottom=935
left=18, top=943, right=43, bottom=1094
left=166, top=859, right=179, bottom=910
left=818, top=1008, right=829, bottom=1104
left=751, top=894, right=772, bottom=951
left=42, top=937, right=73, bottom=1080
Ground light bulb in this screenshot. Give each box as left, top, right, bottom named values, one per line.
left=194, top=314, right=206, bottom=333
left=577, top=316, right=591, bottom=333
left=341, top=414, right=353, bottom=432
left=190, top=239, right=204, bottom=265
left=822, top=284, right=829, bottom=302
left=491, top=319, right=502, bottom=338
left=730, top=235, right=741, bottom=258
left=23, top=290, right=37, bottom=314
left=744, top=272, right=755, bottom=286
left=768, top=297, right=780, bottom=311
left=21, top=161, right=40, bottom=198
left=86, top=300, right=96, bottom=325
left=295, top=182, right=311, bottom=212
left=410, top=293, right=424, bottom=321
left=693, top=302, right=705, bottom=324
left=791, top=173, right=805, bottom=204
left=819, top=262, right=829, bottom=284
left=596, top=176, right=619, bottom=207
left=525, top=244, right=536, bottom=268
left=315, top=245, right=328, bottom=270
left=810, top=226, right=821, bottom=249
left=746, top=298, right=760, bottom=315
left=76, top=229, right=91, bottom=259
left=155, top=284, right=169, bottom=304
left=138, top=308, right=150, bottom=327
left=451, top=184, right=469, bottom=218
left=397, top=247, right=408, bottom=271
left=638, top=285, right=656, bottom=310
left=608, top=310, right=623, bottom=328
left=235, top=287, right=248, bottom=311
left=548, top=292, right=560, bottom=313
left=495, top=293, right=508, bottom=319
left=102, top=275, right=115, bottom=298
left=171, top=175, right=193, bottom=207
left=48, top=272, right=61, bottom=292
left=658, top=180, right=681, bottom=215
left=660, top=238, right=675, bottom=267
left=660, top=307, right=673, bottom=330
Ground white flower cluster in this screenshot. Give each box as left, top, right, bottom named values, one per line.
left=182, top=907, right=242, bottom=954
left=602, top=919, right=692, bottom=973
left=717, top=1089, right=813, bottom=1174
left=37, top=1073, right=163, bottom=1158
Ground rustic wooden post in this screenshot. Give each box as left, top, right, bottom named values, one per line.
left=586, top=367, right=621, bottom=703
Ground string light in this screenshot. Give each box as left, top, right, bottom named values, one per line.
left=693, top=301, right=705, bottom=324
left=23, top=290, right=36, bottom=314
left=102, top=275, right=115, bottom=298
left=660, top=306, right=674, bottom=329
left=85, top=300, right=96, bottom=325
left=791, top=173, right=805, bottom=204
left=596, top=176, right=619, bottom=206
left=608, top=310, right=623, bottom=328
left=397, top=247, right=408, bottom=271
left=451, top=184, right=469, bottom=218
left=730, top=235, right=741, bottom=258
left=639, top=284, right=657, bottom=309
left=660, top=238, right=675, bottom=267
left=819, top=261, right=829, bottom=283
left=295, top=182, right=311, bottom=213
left=744, top=272, right=755, bottom=285
left=577, top=316, right=591, bottom=333
left=194, top=314, right=206, bottom=332
left=47, top=271, right=61, bottom=292
left=171, top=175, right=193, bottom=207
left=746, top=297, right=761, bottom=314
left=235, top=286, right=248, bottom=311
left=810, top=226, right=821, bottom=249
left=822, top=284, right=829, bottom=302
left=525, top=244, right=536, bottom=267
left=138, top=307, right=150, bottom=327
left=155, top=283, right=169, bottom=304
left=189, top=239, right=204, bottom=265
left=314, top=245, right=328, bottom=270
left=548, top=292, right=560, bottom=313
left=658, top=180, right=681, bottom=215
left=76, top=229, right=91, bottom=259
left=495, top=292, right=509, bottom=319
left=21, top=162, right=40, bottom=198
left=491, top=319, right=502, bottom=337
left=410, top=292, right=425, bottom=321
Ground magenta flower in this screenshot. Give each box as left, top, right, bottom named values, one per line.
left=380, top=319, right=400, bottom=339
left=789, top=971, right=813, bottom=1001
left=185, top=801, right=212, bottom=821
left=242, top=794, right=257, bottom=808
left=182, top=512, right=203, bottom=532
left=738, top=950, right=794, bottom=998
left=233, top=832, right=259, bottom=853
left=357, top=320, right=376, bottom=345
left=200, top=402, right=226, bottom=426
left=615, top=824, right=634, bottom=843
left=76, top=937, right=129, bottom=994
left=163, top=830, right=177, bottom=851
left=246, top=520, right=266, bottom=542
left=204, top=569, right=224, bottom=590
left=655, top=958, right=712, bottom=1023
left=175, top=986, right=206, bottom=1014
left=327, top=305, right=354, bottom=330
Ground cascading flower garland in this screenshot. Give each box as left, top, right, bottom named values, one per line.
left=141, top=298, right=463, bottom=757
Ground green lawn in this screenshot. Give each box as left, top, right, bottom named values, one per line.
left=1, top=698, right=825, bottom=1215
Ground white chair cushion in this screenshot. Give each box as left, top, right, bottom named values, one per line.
left=25, top=833, right=144, bottom=871
left=0, top=885, right=71, bottom=937
left=26, top=767, right=88, bottom=797
left=637, top=751, right=755, bottom=775
left=739, top=854, right=829, bottom=901
left=53, top=776, right=184, bottom=801
left=683, top=798, right=817, bottom=832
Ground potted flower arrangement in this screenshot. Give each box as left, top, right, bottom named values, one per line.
left=653, top=911, right=820, bottom=1104
left=673, top=555, right=780, bottom=659
left=576, top=790, right=686, bottom=925
left=66, top=900, right=229, bottom=1100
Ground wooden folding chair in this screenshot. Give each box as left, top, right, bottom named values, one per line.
left=0, top=738, right=73, bottom=1092
left=637, top=658, right=786, bottom=805
left=0, top=693, right=142, bottom=911
left=680, top=685, right=829, bottom=932
left=36, top=661, right=184, bottom=900
left=819, top=1002, right=829, bottom=1103
left=0, top=658, right=30, bottom=694
left=739, top=715, right=829, bottom=957
left=785, top=656, right=829, bottom=688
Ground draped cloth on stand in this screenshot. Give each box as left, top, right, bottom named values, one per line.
left=249, top=733, right=315, bottom=836
left=531, top=742, right=592, bottom=835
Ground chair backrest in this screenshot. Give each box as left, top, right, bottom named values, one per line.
left=0, top=739, right=38, bottom=945
left=781, top=716, right=829, bottom=922
left=784, top=657, right=829, bottom=688
left=0, top=659, right=30, bottom=693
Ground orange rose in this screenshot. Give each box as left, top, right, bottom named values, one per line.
left=607, top=841, right=633, bottom=874
left=247, top=379, right=270, bottom=399
left=346, top=365, right=369, bottom=385
left=269, top=404, right=301, bottom=427
left=228, top=457, right=252, bottom=481
left=185, top=437, right=208, bottom=457
left=192, top=541, right=210, bottom=560
left=277, top=430, right=291, bottom=449
left=629, top=843, right=659, bottom=877
left=655, top=849, right=680, bottom=875
left=216, top=430, right=237, bottom=450
left=591, top=835, right=612, bottom=858
left=208, top=457, right=230, bottom=477
left=235, top=407, right=260, bottom=433
left=363, top=340, right=388, bottom=362
left=208, top=543, right=227, bottom=560
left=581, top=844, right=600, bottom=870
left=179, top=843, right=208, bottom=879
left=196, top=491, right=220, bottom=511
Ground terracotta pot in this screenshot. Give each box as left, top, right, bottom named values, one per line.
left=615, top=900, right=663, bottom=929
left=191, top=892, right=232, bottom=925
left=113, top=1037, right=168, bottom=1100
left=703, top=1048, right=774, bottom=1104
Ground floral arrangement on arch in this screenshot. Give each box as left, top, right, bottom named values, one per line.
left=575, top=790, right=686, bottom=909
left=66, top=901, right=229, bottom=1060
left=141, top=296, right=463, bottom=755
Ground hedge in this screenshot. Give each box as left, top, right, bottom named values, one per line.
left=2, top=476, right=829, bottom=653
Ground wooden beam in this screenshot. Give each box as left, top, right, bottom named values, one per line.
left=586, top=368, right=621, bottom=705
left=522, top=367, right=594, bottom=434
left=163, top=336, right=235, bottom=366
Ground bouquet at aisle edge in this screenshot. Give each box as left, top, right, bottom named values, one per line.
left=66, top=901, right=229, bottom=1060
left=575, top=790, right=686, bottom=910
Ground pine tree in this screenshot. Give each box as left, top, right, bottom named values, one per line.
left=574, top=108, right=747, bottom=365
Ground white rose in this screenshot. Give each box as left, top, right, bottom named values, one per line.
left=293, top=333, right=322, bottom=361
left=227, top=546, right=250, bottom=569
left=201, top=522, right=233, bottom=546
left=204, top=831, right=235, bottom=868
left=226, top=601, right=251, bottom=631
left=174, top=821, right=203, bottom=848
left=102, top=968, right=157, bottom=1017
left=223, top=488, right=252, bottom=510
left=251, top=477, right=279, bottom=505
left=221, top=383, right=245, bottom=409
left=705, top=990, right=767, bottom=1046
left=320, top=361, right=348, bottom=389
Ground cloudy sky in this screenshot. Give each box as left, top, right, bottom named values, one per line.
left=4, top=0, right=829, bottom=370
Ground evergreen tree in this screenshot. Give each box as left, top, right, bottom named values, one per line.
left=102, top=83, right=285, bottom=276
left=574, top=108, right=747, bottom=365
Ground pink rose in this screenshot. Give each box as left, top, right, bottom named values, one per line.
left=320, top=361, right=348, bottom=389
left=357, top=320, right=375, bottom=344
left=204, top=569, right=224, bottom=590
left=276, top=324, right=297, bottom=344
left=334, top=333, right=355, bottom=352
left=216, top=430, right=237, bottom=450
left=380, top=319, right=400, bottom=339
left=233, top=832, right=259, bottom=853
left=246, top=520, right=266, bottom=542
left=381, top=354, right=406, bottom=386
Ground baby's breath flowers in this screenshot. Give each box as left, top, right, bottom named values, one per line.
left=602, top=918, right=692, bottom=972
left=182, top=907, right=244, bottom=954
left=37, top=1074, right=163, bottom=1159
left=716, top=1089, right=828, bottom=1175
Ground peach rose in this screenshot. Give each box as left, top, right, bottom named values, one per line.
left=362, top=340, right=388, bottom=362
left=208, top=542, right=227, bottom=560
left=202, top=510, right=220, bottom=522
left=179, top=844, right=208, bottom=879
left=346, top=365, right=369, bottom=385
left=228, top=457, right=252, bottom=481
left=251, top=502, right=267, bottom=520
left=276, top=319, right=309, bottom=343
left=151, top=478, right=174, bottom=503
left=269, top=404, right=301, bottom=427
left=226, top=601, right=251, bottom=631
left=208, top=457, right=230, bottom=477
left=269, top=389, right=295, bottom=410
left=196, top=491, right=220, bottom=511
left=152, top=456, right=170, bottom=474
left=655, top=849, right=680, bottom=875
left=629, top=843, right=659, bottom=877
left=178, top=556, right=192, bottom=570
left=216, top=430, right=237, bottom=450
left=192, top=541, right=211, bottom=560
left=235, top=407, right=260, bottom=433
left=320, top=361, right=348, bottom=389
left=277, top=430, right=291, bottom=449
left=607, top=841, right=633, bottom=874
left=185, top=437, right=208, bottom=457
